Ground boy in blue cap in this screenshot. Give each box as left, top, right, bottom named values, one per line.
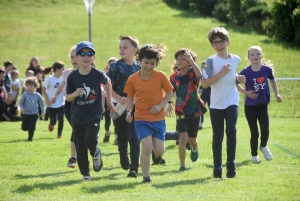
left=66, top=41, right=114, bottom=181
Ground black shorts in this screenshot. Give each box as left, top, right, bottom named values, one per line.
left=176, top=117, right=200, bottom=138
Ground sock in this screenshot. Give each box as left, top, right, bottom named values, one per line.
left=191, top=146, right=198, bottom=152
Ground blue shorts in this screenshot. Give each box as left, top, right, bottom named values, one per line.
left=134, top=120, right=166, bottom=141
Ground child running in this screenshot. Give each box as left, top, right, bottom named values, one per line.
left=19, top=77, right=45, bottom=141
left=42, top=61, right=65, bottom=139
left=237, top=46, right=282, bottom=162
left=51, top=45, right=79, bottom=168
left=66, top=41, right=114, bottom=181
left=202, top=27, right=245, bottom=178
left=106, top=36, right=141, bottom=178
left=124, top=43, right=173, bottom=183
left=167, top=48, right=206, bottom=171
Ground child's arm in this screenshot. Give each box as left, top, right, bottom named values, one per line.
left=185, top=52, right=202, bottom=78
left=125, top=95, right=134, bottom=123
left=65, top=88, right=84, bottom=102
left=150, top=90, right=173, bottom=115
left=42, top=86, right=51, bottom=106
left=269, top=79, right=282, bottom=102
left=202, top=64, right=231, bottom=89
left=51, top=81, right=65, bottom=104
left=38, top=94, right=45, bottom=117
left=236, top=83, right=258, bottom=99
left=19, top=93, right=26, bottom=112
left=103, top=78, right=115, bottom=111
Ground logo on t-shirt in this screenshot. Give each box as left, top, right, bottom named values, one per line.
left=77, top=83, right=97, bottom=105
left=253, top=77, right=266, bottom=91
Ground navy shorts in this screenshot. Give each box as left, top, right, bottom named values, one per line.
left=176, top=117, right=200, bottom=138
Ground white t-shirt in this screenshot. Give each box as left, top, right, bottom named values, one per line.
left=202, top=54, right=240, bottom=109
left=11, top=79, right=20, bottom=98
left=44, top=75, right=65, bottom=108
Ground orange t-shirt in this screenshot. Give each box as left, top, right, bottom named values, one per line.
left=124, top=70, right=173, bottom=122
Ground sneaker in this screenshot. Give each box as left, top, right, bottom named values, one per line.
left=120, top=155, right=130, bottom=170
left=57, top=136, right=61, bottom=139
left=198, top=125, right=203, bottom=130
left=67, top=157, right=77, bottom=168
left=179, top=166, right=187, bottom=171
left=213, top=167, right=222, bottom=178
left=251, top=156, right=259, bottom=162
left=190, top=147, right=199, bottom=162
left=92, top=150, right=103, bottom=172
left=82, top=175, right=91, bottom=181
left=142, top=177, right=152, bottom=183
left=176, top=140, right=179, bottom=145
left=103, top=135, right=110, bottom=143
left=114, top=139, right=118, bottom=145
left=260, top=146, right=273, bottom=161
left=127, top=168, right=138, bottom=178
left=226, top=161, right=237, bottom=178
left=152, top=152, right=167, bottom=165
left=48, top=124, right=54, bottom=132
left=186, top=142, right=191, bottom=150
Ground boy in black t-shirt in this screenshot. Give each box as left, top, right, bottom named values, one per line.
left=66, top=41, right=114, bottom=181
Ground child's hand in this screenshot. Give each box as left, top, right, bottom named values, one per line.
left=21, top=108, right=26, bottom=113
left=45, top=99, right=51, bottom=106
left=184, top=52, right=194, bottom=63
left=126, top=112, right=133, bottom=123
left=40, top=113, right=45, bottom=117
left=50, top=96, right=56, bottom=104
left=119, top=97, right=127, bottom=105
left=107, top=102, right=115, bottom=113
left=73, top=88, right=84, bottom=97
left=276, top=94, right=282, bottom=103
left=245, top=90, right=258, bottom=99
left=237, top=75, right=246, bottom=84
left=165, top=104, right=174, bottom=117
left=150, top=105, right=162, bottom=114
left=221, top=64, right=231, bottom=75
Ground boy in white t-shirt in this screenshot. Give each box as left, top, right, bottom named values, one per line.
left=42, top=61, right=65, bottom=138
left=202, top=27, right=245, bottom=179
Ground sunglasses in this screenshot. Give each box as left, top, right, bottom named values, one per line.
left=78, top=51, right=94, bottom=57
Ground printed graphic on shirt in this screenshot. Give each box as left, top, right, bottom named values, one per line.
left=54, top=82, right=60, bottom=88
left=76, top=83, right=97, bottom=105
left=253, top=77, right=266, bottom=91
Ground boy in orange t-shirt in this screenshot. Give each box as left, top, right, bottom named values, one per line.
left=124, top=44, right=173, bottom=183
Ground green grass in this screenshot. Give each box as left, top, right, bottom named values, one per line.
left=1, top=116, right=300, bottom=200
left=0, top=1, right=299, bottom=199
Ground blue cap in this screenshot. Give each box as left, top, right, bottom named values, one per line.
left=76, top=41, right=96, bottom=55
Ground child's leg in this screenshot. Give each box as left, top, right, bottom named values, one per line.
left=48, top=107, right=57, bottom=127
left=56, top=106, right=65, bottom=138
left=179, top=132, right=188, bottom=167
left=84, top=119, right=101, bottom=156
left=224, top=105, right=238, bottom=162
left=257, top=104, right=269, bottom=147
left=73, top=124, right=89, bottom=176
left=140, top=135, right=153, bottom=178
left=64, top=103, right=76, bottom=158
left=245, top=105, right=260, bottom=156
left=21, top=114, right=30, bottom=131
left=165, top=131, right=179, bottom=140
left=210, top=108, right=225, bottom=168
left=27, top=114, right=38, bottom=141
left=127, top=119, right=140, bottom=172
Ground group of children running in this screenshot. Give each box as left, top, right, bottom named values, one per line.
left=0, top=26, right=282, bottom=182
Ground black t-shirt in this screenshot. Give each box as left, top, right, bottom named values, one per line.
left=66, top=67, right=108, bottom=126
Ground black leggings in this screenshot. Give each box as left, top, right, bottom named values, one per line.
left=245, top=104, right=269, bottom=156
left=48, top=106, right=64, bottom=137
left=104, top=98, right=111, bottom=132
left=21, top=114, right=38, bottom=141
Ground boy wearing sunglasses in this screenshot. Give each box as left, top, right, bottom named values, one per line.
left=66, top=41, right=115, bottom=181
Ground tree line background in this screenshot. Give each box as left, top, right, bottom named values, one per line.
left=164, top=0, right=300, bottom=46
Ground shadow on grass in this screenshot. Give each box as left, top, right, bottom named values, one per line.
left=0, top=137, right=53, bottom=143
left=13, top=179, right=81, bottom=193
left=14, top=170, right=76, bottom=180
left=270, top=140, right=300, bottom=159
left=204, top=160, right=251, bottom=169
left=166, top=144, right=177, bottom=149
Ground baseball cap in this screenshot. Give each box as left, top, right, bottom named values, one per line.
left=76, top=41, right=96, bottom=55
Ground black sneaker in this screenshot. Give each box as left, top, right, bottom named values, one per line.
left=66, top=157, right=77, bottom=168
left=103, top=135, right=110, bottom=143
left=120, top=155, right=130, bottom=170
left=127, top=168, right=138, bottom=178
left=152, top=152, right=167, bottom=165
left=213, top=167, right=222, bottom=178
left=226, top=161, right=237, bottom=178
left=186, top=142, right=191, bottom=150
left=142, top=177, right=152, bottom=183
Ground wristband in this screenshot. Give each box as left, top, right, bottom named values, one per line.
left=168, top=101, right=173, bottom=104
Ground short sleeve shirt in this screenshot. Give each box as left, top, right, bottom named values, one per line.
left=239, top=65, right=274, bottom=105
left=66, top=67, right=108, bottom=126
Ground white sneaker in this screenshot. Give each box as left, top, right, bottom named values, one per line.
left=251, top=156, right=260, bottom=162
left=92, top=149, right=103, bottom=172
left=260, top=146, right=273, bottom=161
left=82, top=175, right=91, bottom=181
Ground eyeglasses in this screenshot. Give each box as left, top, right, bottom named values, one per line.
left=212, top=39, right=227, bottom=46
left=78, top=51, right=94, bottom=57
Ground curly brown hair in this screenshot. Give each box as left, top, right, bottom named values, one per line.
left=171, top=48, right=197, bottom=72
left=24, top=76, right=40, bottom=88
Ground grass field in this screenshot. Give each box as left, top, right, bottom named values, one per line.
left=0, top=0, right=300, bottom=200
